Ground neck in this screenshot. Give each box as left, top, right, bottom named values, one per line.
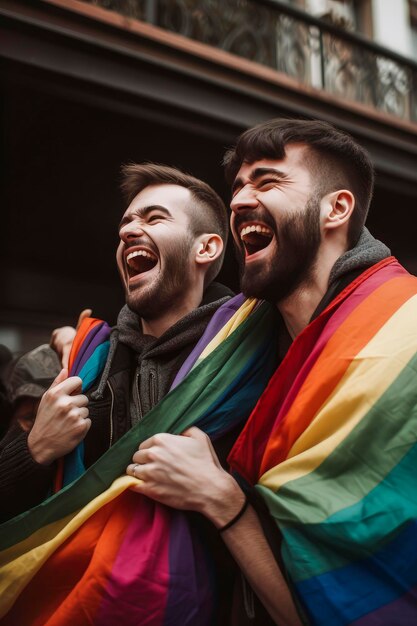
left=277, top=244, right=344, bottom=340
left=277, top=283, right=324, bottom=340
left=140, top=285, right=204, bottom=338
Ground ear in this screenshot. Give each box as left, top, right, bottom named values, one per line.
left=322, top=190, right=355, bottom=232
left=194, top=234, right=224, bottom=267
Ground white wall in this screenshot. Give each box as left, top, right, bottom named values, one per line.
left=372, top=0, right=414, bottom=58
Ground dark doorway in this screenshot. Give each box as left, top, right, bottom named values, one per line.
left=1, top=81, right=239, bottom=350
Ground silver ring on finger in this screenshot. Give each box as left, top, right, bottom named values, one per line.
left=132, top=463, right=140, bottom=478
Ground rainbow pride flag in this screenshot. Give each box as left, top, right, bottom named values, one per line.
left=55, top=316, right=112, bottom=490
left=0, top=296, right=279, bottom=626
left=229, top=258, right=417, bottom=625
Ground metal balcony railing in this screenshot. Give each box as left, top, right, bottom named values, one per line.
left=83, top=0, right=417, bottom=123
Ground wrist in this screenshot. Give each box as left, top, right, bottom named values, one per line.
left=201, top=472, right=246, bottom=529
left=218, top=495, right=249, bottom=533
left=27, top=432, right=54, bottom=465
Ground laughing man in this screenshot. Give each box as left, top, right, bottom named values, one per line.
left=125, top=119, right=417, bottom=625
left=0, top=163, right=233, bottom=520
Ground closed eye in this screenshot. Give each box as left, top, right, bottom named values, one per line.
left=147, top=213, right=166, bottom=223
left=258, top=178, right=279, bottom=188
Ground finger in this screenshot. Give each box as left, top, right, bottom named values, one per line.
left=82, top=417, right=92, bottom=434
left=138, top=434, right=162, bottom=451
left=50, top=368, right=68, bottom=388
left=181, top=426, right=207, bottom=440
left=76, top=309, right=93, bottom=329
left=61, top=345, right=71, bottom=370
left=71, top=393, right=89, bottom=407
left=130, top=483, right=145, bottom=494
left=49, top=328, right=58, bottom=345
left=78, top=406, right=89, bottom=420
left=50, top=326, right=74, bottom=348
left=182, top=427, right=222, bottom=469
left=50, top=326, right=64, bottom=345
left=126, top=463, right=147, bottom=480
left=54, top=375, right=83, bottom=395
left=132, top=449, right=152, bottom=465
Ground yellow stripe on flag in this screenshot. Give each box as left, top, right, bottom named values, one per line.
left=0, top=475, right=138, bottom=617
left=259, top=293, right=417, bottom=512
left=194, top=298, right=257, bottom=364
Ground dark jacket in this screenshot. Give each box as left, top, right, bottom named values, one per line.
left=84, top=282, right=236, bottom=466
left=0, top=282, right=233, bottom=521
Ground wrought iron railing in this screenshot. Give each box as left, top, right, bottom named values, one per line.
left=83, top=0, right=417, bottom=123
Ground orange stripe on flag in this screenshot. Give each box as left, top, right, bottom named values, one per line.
left=260, top=276, right=417, bottom=476
left=3, top=493, right=133, bottom=626
left=68, top=318, right=102, bottom=372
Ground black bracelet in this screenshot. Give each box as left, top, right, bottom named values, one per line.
left=218, top=495, right=249, bottom=533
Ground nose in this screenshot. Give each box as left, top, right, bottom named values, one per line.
left=230, top=185, right=259, bottom=215
left=119, top=220, right=145, bottom=244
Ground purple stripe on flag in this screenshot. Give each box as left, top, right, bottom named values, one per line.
left=171, top=294, right=246, bottom=389
left=349, top=583, right=417, bottom=625
left=95, top=494, right=170, bottom=626
left=70, top=323, right=111, bottom=376
left=164, top=511, right=214, bottom=626
left=70, top=323, right=104, bottom=375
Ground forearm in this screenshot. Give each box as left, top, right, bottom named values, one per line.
left=198, top=472, right=302, bottom=625
left=127, top=428, right=303, bottom=625
left=219, top=504, right=303, bottom=626
left=0, top=426, right=54, bottom=521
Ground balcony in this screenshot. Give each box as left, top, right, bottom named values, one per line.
left=1, top=0, right=416, bottom=344
left=75, top=0, right=417, bottom=124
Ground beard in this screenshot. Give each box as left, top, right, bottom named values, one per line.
left=126, top=234, right=194, bottom=320
left=236, top=194, right=322, bottom=304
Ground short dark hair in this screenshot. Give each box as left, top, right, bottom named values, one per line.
left=121, top=163, right=228, bottom=285
left=223, top=118, right=374, bottom=247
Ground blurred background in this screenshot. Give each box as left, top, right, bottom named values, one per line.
left=1, top=0, right=417, bottom=353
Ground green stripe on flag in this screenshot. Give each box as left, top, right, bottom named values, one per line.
left=257, top=350, right=417, bottom=579
left=0, top=302, right=277, bottom=550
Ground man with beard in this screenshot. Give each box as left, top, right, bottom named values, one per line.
left=124, top=119, right=413, bottom=626
left=0, top=163, right=232, bottom=522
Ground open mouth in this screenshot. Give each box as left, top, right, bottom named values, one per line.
left=239, top=223, right=273, bottom=257
left=126, top=248, right=158, bottom=279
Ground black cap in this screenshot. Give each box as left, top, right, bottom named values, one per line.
left=6, top=344, right=61, bottom=404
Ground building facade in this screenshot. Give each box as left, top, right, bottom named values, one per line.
left=1, top=0, right=416, bottom=351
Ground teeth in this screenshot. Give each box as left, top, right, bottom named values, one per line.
left=127, top=250, right=156, bottom=261
left=240, top=224, right=272, bottom=238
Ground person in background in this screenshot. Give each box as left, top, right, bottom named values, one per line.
left=5, top=344, right=61, bottom=433
left=0, top=344, right=66, bottom=518
left=0, top=344, right=13, bottom=437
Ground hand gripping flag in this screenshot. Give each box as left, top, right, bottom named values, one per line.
left=0, top=295, right=279, bottom=626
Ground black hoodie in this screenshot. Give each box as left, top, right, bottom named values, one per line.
left=0, top=282, right=233, bottom=521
